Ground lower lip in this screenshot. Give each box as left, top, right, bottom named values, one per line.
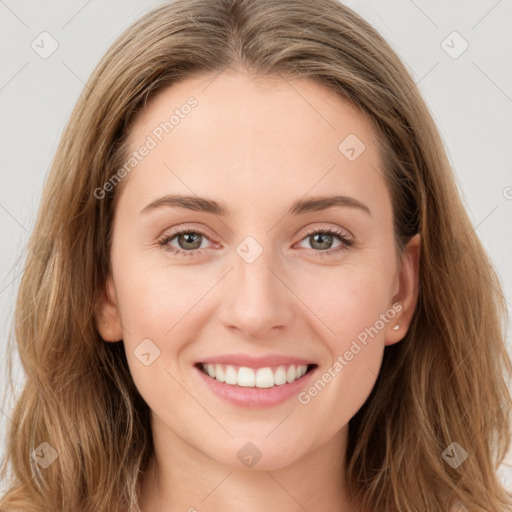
left=194, top=364, right=318, bottom=408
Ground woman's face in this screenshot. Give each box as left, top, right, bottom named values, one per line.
left=97, top=70, right=419, bottom=470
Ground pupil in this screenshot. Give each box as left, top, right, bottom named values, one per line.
left=312, top=233, right=332, bottom=250
left=180, top=232, right=201, bottom=250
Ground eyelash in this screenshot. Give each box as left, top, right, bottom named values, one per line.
left=157, top=226, right=353, bottom=259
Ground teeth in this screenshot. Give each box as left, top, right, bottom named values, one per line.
left=201, top=363, right=309, bottom=388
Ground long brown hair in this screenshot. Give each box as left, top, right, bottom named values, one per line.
left=1, top=0, right=511, bottom=510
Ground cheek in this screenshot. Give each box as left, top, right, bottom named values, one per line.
left=112, top=246, right=214, bottom=338
left=297, top=340, right=383, bottom=441
left=309, top=273, right=389, bottom=380
left=112, top=263, right=205, bottom=416
left=290, top=262, right=393, bottom=414
left=111, top=255, right=221, bottom=393
left=114, top=274, right=177, bottom=338
left=294, top=278, right=389, bottom=433
left=291, top=257, right=395, bottom=344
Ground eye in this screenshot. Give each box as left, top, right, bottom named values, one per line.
left=295, top=227, right=353, bottom=258
left=157, top=229, right=214, bottom=256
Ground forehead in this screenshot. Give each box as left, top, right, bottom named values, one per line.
left=119, top=70, right=389, bottom=219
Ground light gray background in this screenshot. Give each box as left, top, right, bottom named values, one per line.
left=1, top=0, right=511, bottom=493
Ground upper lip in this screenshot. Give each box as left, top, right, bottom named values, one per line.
left=197, top=354, right=317, bottom=369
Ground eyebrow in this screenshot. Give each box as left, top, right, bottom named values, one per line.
left=140, top=194, right=371, bottom=217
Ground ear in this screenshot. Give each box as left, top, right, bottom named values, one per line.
left=95, top=274, right=123, bottom=342
left=385, top=233, right=421, bottom=346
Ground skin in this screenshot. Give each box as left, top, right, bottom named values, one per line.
left=96, top=69, right=420, bottom=512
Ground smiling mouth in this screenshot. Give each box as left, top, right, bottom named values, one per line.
left=195, top=362, right=318, bottom=389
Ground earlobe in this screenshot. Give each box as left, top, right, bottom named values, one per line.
left=95, top=276, right=123, bottom=342
left=385, top=233, right=421, bottom=346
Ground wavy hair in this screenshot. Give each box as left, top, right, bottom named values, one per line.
left=1, top=0, right=511, bottom=510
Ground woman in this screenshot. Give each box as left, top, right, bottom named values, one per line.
left=1, top=0, right=511, bottom=511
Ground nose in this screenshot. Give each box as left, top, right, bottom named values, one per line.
left=216, top=249, right=295, bottom=339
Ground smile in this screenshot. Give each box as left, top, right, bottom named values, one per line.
left=196, top=362, right=317, bottom=389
